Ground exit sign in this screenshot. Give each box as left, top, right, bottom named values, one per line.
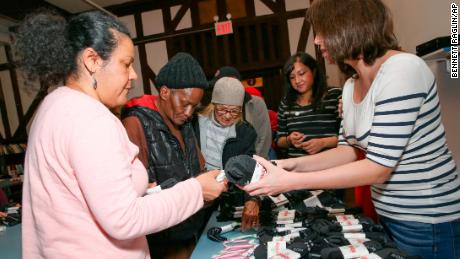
left=215, top=20, right=233, bottom=36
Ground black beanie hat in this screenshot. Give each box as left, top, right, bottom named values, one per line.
left=155, top=52, right=208, bottom=89
left=209, top=66, right=242, bottom=87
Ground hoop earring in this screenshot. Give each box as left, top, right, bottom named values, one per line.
left=92, top=77, right=97, bottom=90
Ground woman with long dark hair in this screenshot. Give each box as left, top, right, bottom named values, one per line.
left=276, top=52, right=341, bottom=158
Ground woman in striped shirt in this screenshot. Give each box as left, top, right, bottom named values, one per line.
left=276, top=52, right=342, bottom=158
left=244, top=0, right=460, bottom=258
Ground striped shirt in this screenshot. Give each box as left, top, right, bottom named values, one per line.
left=277, top=88, right=342, bottom=157
left=339, top=53, right=460, bottom=224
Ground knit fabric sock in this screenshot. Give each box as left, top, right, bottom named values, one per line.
left=320, top=240, right=383, bottom=259
left=224, top=155, right=266, bottom=186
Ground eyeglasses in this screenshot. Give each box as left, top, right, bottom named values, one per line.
left=215, top=106, right=241, bottom=117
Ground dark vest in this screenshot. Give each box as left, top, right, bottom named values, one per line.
left=122, top=106, right=204, bottom=242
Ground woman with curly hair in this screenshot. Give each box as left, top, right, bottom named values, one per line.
left=15, top=10, right=225, bottom=258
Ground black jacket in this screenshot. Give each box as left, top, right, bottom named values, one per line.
left=193, top=115, right=257, bottom=211
left=192, top=115, right=257, bottom=168
left=122, top=105, right=204, bottom=242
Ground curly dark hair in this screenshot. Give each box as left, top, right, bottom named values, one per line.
left=14, top=9, right=130, bottom=87
left=308, top=0, right=400, bottom=78
left=282, top=52, right=328, bottom=111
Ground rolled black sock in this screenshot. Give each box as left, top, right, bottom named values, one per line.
left=224, top=155, right=264, bottom=186
left=321, top=240, right=383, bottom=259
left=254, top=243, right=267, bottom=259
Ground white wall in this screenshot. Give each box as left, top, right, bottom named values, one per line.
left=383, top=0, right=460, bottom=166
left=384, top=0, right=458, bottom=53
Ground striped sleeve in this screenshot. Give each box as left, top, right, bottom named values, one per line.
left=366, top=63, right=429, bottom=168
left=338, top=121, right=349, bottom=146
left=276, top=99, right=288, bottom=142
left=324, top=87, right=342, bottom=134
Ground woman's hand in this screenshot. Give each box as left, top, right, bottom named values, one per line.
left=243, top=155, right=294, bottom=196
left=196, top=170, right=228, bottom=202
left=301, top=138, right=325, bottom=154
left=241, top=199, right=260, bottom=231
left=274, top=158, right=296, bottom=171
left=288, top=132, right=306, bottom=148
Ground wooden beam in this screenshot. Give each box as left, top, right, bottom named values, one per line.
left=216, top=0, right=228, bottom=20
left=171, top=3, right=190, bottom=30
left=0, top=63, right=12, bottom=71
left=134, top=13, right=151, bottom=95
left=190, top=0, right=200, bottom=27
left=260, top=0, right=278, bottom=13
left=296, top=17, right=310, bottom=52
left=162, top=6, right=175, bottom=58
left=245, top=0, right=256, bottom=17
left=199, top=32, right=209, bottom=69
left=266, top=23, right=276, bottom=60
left=0, top=78, right=11, bottom=139
left=233, top=25, right=242, bottom=65
left=144, top=66, right=156, bottom=89
left=12, top=84, right=48, bottom=141
left=107, top=0, right=183, bottom=17
left=162, top=6, right=173, bottom=32
left=133, top=26, right=214, bottom=45
left=244, top=25, right=253, bottom=63
left=255, top=23, right=264, bottom=61
left=5, top=45, right=23, bottom=120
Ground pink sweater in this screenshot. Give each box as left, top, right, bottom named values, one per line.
left=22, top=87, right=204, bottom=259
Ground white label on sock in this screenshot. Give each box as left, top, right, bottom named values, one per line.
left=216, top=170, right=226, bottom=182
left=250, top=162, right=267, bottom=184
left=339, top=244, right=369, bottom=258
left=267, top=241, right=287, bottom=258
left=303, top=195, right=323, bottom=207
left=341, top=224, right=363, bottom=232
left=282, top=222, right=303, bottom=228
left=336, top=215, right=356, bottom=222
left=310, top=190, right=323, bottom=196
left=284, top=249, right=301, bottom=259
left=272, top=236, right=290, bottom=242
left=145, top=185, right=162, bottom=195
left=276, top=219, right=294, bottom=225
left=269, top=194, right=289, bottom=207
left=359, top=253, right=383, bottom=259
left=343, top=233, right=366, bottom=239
left=338, top=219, right=360, bottom=226
left=277, top=210, right=296, bottom=221
left=346, top=238, right=368, bottom=246
left=234, top=206, right=244, bottom=211
left=276, top=226, right=295, bottom=232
